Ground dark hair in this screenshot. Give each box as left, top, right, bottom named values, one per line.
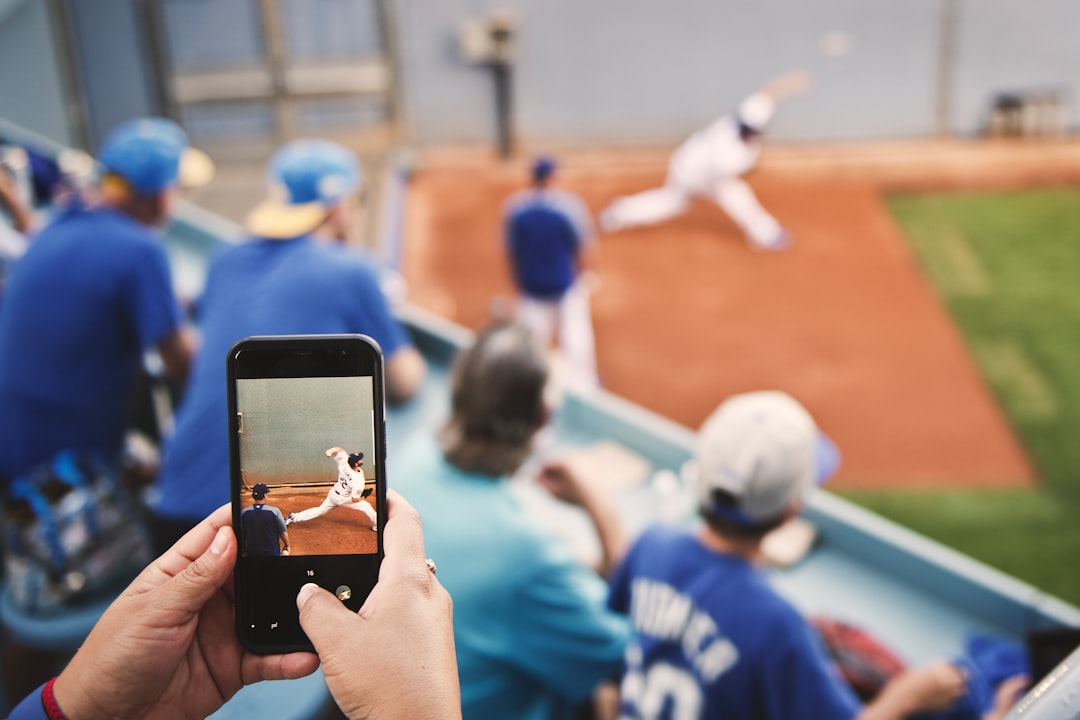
left=737, top=120, right=762, bottom=142
left=348, top=452, right=364, bottom=470
left=440, top=322, right=548, bottom=477
left=699, top=488, right=787, bottom=540
left=531, top=156, right=555, bottom=184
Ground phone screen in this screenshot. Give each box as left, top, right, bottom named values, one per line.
left=228, top=335, right=386, bottom=654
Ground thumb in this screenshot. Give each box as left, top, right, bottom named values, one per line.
left=297, top=583, right=361, bottom=652
left=158, top=525, right=235, bottom=617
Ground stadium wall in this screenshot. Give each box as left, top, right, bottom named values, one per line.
left=0, top=0, right=72, bottom=146
left=395, top=0, right=1080, bottom=147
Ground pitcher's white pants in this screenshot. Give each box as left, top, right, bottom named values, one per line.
left=517, top=280, right=599, bottom=390
left=291, top=489, right=377, bottom=529
left=601, top=177, right=783, bottom=248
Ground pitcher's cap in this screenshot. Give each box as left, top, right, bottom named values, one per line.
left=99, top=117, right=213, bottom=196
left=736, top=93, right=777, bottom=132
left=692, top=391, right=840, bottom=525
left=246, top=139, right=361, bottom=239
left=252, top=483, right=270, bottom=497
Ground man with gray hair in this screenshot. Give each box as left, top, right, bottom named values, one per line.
left=393, top=321, right=629, bottom=719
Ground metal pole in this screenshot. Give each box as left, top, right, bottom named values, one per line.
left=935, top=0, right=959, bottom=137
left=375, top=0, right=406, bottom=141
left=44, top=0, right=91, bottom=150
left=258, top=0, right=292, bottom=143
left=137, top=0, right=178, bottom=123
left=489, top=14, right=515, bottom=159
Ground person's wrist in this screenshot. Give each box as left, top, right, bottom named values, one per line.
left=52, top=669, right=100, bottom=720
left=875, top=672, right=927, bottom=717
left=42, top=677, right=69, bottom=720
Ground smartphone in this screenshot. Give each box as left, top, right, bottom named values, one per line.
left=228, top=334, right=387, bottom=654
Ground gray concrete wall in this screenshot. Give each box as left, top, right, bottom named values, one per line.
left=395, top=0, right=1080, bottom=148
left=952, top=0, right=1080, bottom=136
left=0, top=0, right=72, bottom=145
left=237, top=376, right=377, bottom=486
left=5, top=0, right=1078, bottom=153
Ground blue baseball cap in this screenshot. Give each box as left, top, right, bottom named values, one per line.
left=246, top=139, right=362, bottom=239
left=99, top=117, right=213, bottom=196
left=252, top=483, right=270, bottom=497
left=532, top=155, right=556, bottom=182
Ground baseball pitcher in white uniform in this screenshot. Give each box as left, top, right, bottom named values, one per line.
left=599, top=71, right=811, bottom=250
left=286, top=446, right=377, bottom=530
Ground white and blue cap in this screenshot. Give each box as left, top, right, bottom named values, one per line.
left=736, top=92, right=777, bottom=132
left=691, top=390, right=840, bottom=526
left=99, top=117, right=213, bottom=196
left=246, top=139, right=361, bottom=239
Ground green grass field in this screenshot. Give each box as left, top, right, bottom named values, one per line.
left=840, top=187, right=1080, bottom=606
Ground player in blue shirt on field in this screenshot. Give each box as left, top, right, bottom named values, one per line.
left=240, top=483, right=290, bottom=557
left=504, top=156, right=599, bottom=389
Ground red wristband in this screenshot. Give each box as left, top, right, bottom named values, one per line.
left=42, top=677, right=68, bottom=720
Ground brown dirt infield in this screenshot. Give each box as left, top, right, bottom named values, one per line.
left=242, top=487, right=377, bottom=556
left=401, top=141, right=1080, bottom=490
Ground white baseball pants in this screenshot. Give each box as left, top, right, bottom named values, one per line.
left=601, top=177, right=783, bottom=248
left=517, top=280, right=599, bottom=390
left=291, top=489, right=377, bottom=529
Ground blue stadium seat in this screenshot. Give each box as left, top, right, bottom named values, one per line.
left=0, top=585, right=114, bottom=653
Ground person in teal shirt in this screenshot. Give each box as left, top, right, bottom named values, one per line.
left=393, top=322, right=629, bottom=719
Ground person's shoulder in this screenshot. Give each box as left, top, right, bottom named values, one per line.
left=310, top=241, right=381, bottom=279
left=503, top=188, right=539, bottom=216
left=44, top=206, right=152, bottom=244
left=631, top=523, right=696, bottom=556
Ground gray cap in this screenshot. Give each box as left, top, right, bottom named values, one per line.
left=693, top=391, right=836, bottom=524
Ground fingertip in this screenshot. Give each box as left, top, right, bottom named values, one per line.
left=210, top=526, right=231, bottom=555
left=296, top=582, right=320, bottom=610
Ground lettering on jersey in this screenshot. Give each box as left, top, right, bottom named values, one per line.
left=628, top=578, right=739, bottom=683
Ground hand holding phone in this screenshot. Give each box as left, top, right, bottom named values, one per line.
left=229, top=335, right=388, bottom=654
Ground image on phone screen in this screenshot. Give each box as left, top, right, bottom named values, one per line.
left=235, top=373, right=378, bottom=558
left=229, top=335, right=386, bottom=653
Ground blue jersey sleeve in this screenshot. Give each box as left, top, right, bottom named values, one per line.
left=341, top=258, right=409, bottom=358
left=510, top=542, right=631, bottom=701
left=8, top=683, right=49, bottom=719
left=123, top=241, right=181, bottom=348
left=759, top=609, right=863, bottom=720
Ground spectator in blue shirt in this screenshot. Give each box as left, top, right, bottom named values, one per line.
left=0, top=118, right=208, bottom=482
left=152, top=139, right=425, bottom=552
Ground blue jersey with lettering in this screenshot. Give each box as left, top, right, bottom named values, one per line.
left=608, top=525, right=861, bottom=720
left=504, top=188, right=592, bottom=299
left=0, top=207, right=181, bottom=479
